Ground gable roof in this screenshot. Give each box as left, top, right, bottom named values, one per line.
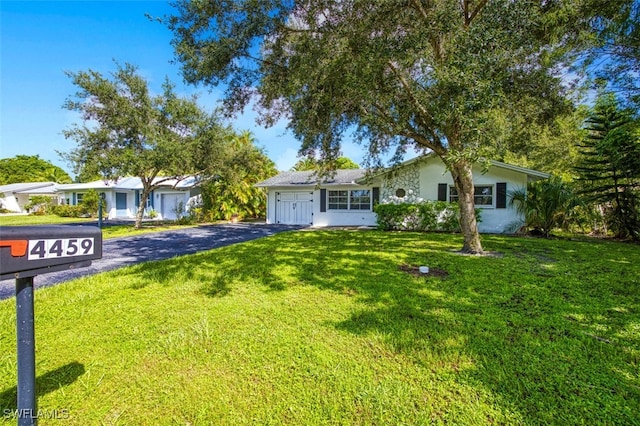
left=255, top=169, right=367, bottom=187
left=357, top=153, right=550, bottom=182
left=487, top=159, right=550, bottom=179
left=256, top=155, right=550, bottom=189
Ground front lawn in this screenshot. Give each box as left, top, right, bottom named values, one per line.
left=0, top=231, right=638, bottom=424
left=0, top=215, right=197, bottom=239
left=0, top=215, right=93, bottom=226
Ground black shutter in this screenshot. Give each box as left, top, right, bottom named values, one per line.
left=320, top=189, right=327, bottom=212
left=372, top=187, right=380, bottom=207
left=437, top=183, right=448, bottom=202
left=496, top=182, right=507, bottom=209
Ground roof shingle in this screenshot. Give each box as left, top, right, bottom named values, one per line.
left=255, top=169, right=368, bottom=187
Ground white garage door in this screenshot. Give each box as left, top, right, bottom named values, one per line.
left=161, top=194, right=183, bottom=220
left=276, top=192, right=313, bottom=225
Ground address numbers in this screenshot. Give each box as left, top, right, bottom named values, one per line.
left=27, top=238, right=95, bottom=260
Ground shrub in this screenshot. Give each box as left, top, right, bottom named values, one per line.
left=25, top=195, right=53, bottom=215
left=50, top=204, right=86, bottom=218
left=80, top=189, right=100, bottom=217
left=509, top=177, right=582, bottom=238
left=374, top=200, right=472, bottom=232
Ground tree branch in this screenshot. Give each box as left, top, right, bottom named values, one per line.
left=367, top=101, right=443, bottom=155
left=465, top=0, right=488, bottom=27
left=412, top=0, right=429, bottom=20
left=386, top=60, right=438, bottom=134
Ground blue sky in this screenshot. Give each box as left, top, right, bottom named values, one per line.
left=0, top=0, right=369, bottom=177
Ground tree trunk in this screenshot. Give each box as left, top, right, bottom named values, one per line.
left=450, top=159, right=484, bottom=254
left=134, top=186, right=152, bottom=230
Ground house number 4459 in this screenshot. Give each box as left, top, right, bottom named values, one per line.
left=28, top=238, right=95, bottom=260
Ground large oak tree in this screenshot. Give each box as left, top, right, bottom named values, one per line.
left=164, top=0, right=610, bottom=253
left=63, top=63, right=231, bottom=229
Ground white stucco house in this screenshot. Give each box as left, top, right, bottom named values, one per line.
left=0, top=182, right=58, bottom=213
left=256, top=154, right=550, bottom=233
left=56, top=176, right=200, bottom=220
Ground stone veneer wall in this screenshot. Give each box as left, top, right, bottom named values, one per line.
left=381, top=163, right=420, bottom=202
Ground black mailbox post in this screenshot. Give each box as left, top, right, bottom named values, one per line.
left=0, top=226, right=102, bottom=426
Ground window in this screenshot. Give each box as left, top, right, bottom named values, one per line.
left=474, top=186, right=493, bottom=206
left=449, top=187, right=459, bottom=203
left=395, top=188, right=406, bottom=198
left=350, top=190, right=371, bottom=210
left=449, top=185, right=494, bottom=206
left=328, top=190, right=348, bottom=210
left=328, top=189, right=371, bottom=210
left=76, top=193, right=84, bottom=205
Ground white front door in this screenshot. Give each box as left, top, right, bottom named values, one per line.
left=276, top=192, right=313, bottom=225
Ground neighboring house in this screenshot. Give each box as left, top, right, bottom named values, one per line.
left=56, top=177, right=200, bottom=220
left=0, top=182, right=58, bottom=213
left=256, top=154, right=550, bottom=233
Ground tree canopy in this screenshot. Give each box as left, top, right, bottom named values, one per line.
left=291, top=156, right=359, bottom=172
left=583, top=0, right=640, bottom=108
left=62, top=62, right=232, bottom=228
left=164, top=0, right=613, bottom=253
left=493, top=108, right=588, bottom=181
left=199, top=131, right=278, bottom=220
left=0, top=155, right=72, bottom=185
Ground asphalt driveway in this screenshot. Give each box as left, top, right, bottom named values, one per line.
left=0, top=223, right=302, bottom=300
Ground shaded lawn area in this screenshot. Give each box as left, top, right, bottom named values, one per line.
left=0, top=230, right=638, bottom=425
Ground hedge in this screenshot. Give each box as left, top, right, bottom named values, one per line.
left=50, top=204, right=88, bottom=218
left=374, top=201, right=479, bottom=232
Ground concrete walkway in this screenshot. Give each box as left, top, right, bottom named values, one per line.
left=0, top=223, right=302, bottom=300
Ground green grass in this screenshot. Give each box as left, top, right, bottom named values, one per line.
left=0, top=215, right=197, bottom=239
left=99, top=222, right=197, bottom=239
left=0, top=215, right=93, bottom=226
left=0, top=231, right=638, bottom=425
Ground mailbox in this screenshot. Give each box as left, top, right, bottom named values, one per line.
left=0, top=225, right=102, bottom=280
left=0, top=225, right=102, bottom=426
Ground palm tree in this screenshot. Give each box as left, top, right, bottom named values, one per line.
left=201, top=131, right=277, bottom=220
left=44, top=166, right=72, bottom=183
left=509, top=177, right=581, bottom=237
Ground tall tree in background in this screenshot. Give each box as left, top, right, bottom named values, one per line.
left=584, top=0, right=640, bottom=108
left=575, top=93, right=640, bottom=240
left=485, top=107, right=588, bottom=181
left=200, top=130, right=277, bottom=220
left=62, top=62, right=231, bottom=229
left=0, top=155, right=72, bottom=184
left=164, top=0, right=604, bottom=253
left=291, top=156, right=359, bottom=172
